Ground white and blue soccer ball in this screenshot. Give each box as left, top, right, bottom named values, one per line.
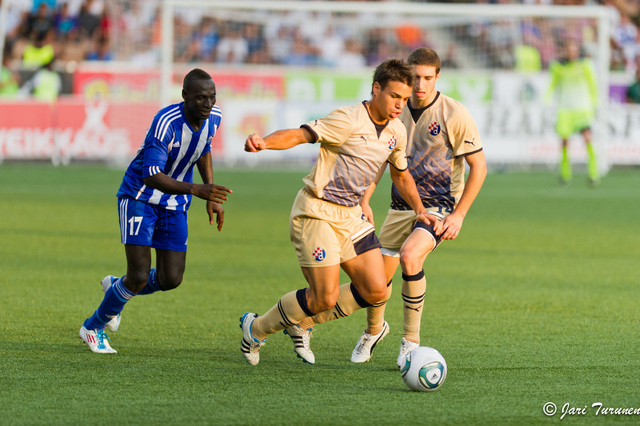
left=400, top=346, right=447, bottom=392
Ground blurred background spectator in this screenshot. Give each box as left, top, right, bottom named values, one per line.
left=19, top=55, right=61, bottom=102
left=0, top=45, right=20, bottom=98
left=2, top=0, right=640, bottom=101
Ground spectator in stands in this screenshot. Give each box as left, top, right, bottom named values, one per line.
left=54, top=3, right=78, bottom=42
left=611, top=13, right=637, bottom=72
left=22, top=29, right=56, bottom=68
left=0, top=46, right=21, bottom=99
left=123, top=0, right=151, bottom=46
left=19, top=56, right=62, bottom=103
left=515, top=18, right=542, bottom=72
left=77, top=0, right=101, bottom=39
left=283, top=32, right=318, bottom=66
left=216, top=23, right=248, bottom=64
left=245, top=23, right=268, bottom=65
left=441, top=44, right=461, bottom=69
left=268, top=26, right=294, bottom=65
left=176, top=39, right=201, bottom=64
left=86, top=34, right=112, bottom=61
left=2, top=0, right=31, bottom=44
left=515, top=44, right=542, bottom=72
left=335, top=39, right=367, bottom=69
left=626, top=57, right=640, bottom=103
left=26, top=2, right=55, bottom=40
left=173, top=15, right=194, bottom=64
left=32, top=0, right=56, bottom=12
left=196, top=17, right=219, bottom=62
left=315, top=25, right=345, bottom=67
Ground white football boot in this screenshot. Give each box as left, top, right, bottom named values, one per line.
left=350, top=321, right=389, bottom=363
left=79, top=326, right=117, bottom=354
left=101, top=275, right=121, bottom=332
left=284, top=325, right=315, bottom=364
left=396, top=337, right=419, bottom=368
left=240, top=312, right=266, bottom=366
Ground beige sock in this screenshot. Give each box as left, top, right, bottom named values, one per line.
left=365, top=280, right=392, bottom=335
left=252, top=289, right=312, bottom=340
left=402, top=271, right=426, bottom=343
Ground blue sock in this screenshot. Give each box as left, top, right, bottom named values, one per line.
left=83, top=277, right=135, bottom=330
left=137, top=268, right=161, bottom=295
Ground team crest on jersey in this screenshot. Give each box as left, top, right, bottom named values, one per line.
left=428, top=122, right=441, bottom=136
left=312, top=247, right=326, bottom=262
left=387, top=136, right=397, bottom=150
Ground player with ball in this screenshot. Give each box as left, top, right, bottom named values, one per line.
left=351, top=47, right=487, bottom=369
left=291, top=48, right=486, bottom=385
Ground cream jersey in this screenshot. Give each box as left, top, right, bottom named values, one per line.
left=391, top=92, right=482, bottom=213
left=302, top=101, right=409, bottom=207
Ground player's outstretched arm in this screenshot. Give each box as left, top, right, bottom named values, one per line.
left=245, top=128, right=315, bottom=152
left=143, top=172, right=232, bottom=204
left=440, top=150, right=487, bottom=240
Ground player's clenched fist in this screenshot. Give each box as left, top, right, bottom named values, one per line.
left=245, top=133, right=266, bottom=152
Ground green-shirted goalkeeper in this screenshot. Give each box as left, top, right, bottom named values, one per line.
left=546, top=41, right=600, bottom=186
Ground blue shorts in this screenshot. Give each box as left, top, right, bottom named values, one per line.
left=118, top=198, right=188, bottom=252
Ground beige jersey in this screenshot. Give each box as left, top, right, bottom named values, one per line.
left=302, top=101, right=408, bottom=207
left=391, top=92, right=482, bottom=213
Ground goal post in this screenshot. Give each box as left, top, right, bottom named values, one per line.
left=155, top=0, right=610, bottom=172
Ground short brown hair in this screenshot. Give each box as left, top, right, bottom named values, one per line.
left=407, top=47, right=441, bottom=74
left=372, top=58, right=413, bottom=93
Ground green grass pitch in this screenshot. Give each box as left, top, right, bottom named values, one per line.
left=1, top=164, right=639, bottom=425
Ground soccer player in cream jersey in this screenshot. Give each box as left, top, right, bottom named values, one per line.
left=290, top=47, right=487, bottom=367
left=78, top=69, right=232, bottom=354
left=240, top=58, right=437, bottom=366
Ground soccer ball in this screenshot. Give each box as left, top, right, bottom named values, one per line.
left=400, top=346, right=447, bottom=392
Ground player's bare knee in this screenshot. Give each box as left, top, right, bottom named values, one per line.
left=399, top=251, right=423, bottom=275
left=158, top=273, right=183, bottom=291
left=125, top=270, right=149, bottom=293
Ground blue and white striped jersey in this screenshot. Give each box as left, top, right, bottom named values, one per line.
left=117, top=102, right=222, bottom=211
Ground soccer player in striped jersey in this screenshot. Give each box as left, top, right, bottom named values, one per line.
left=79, top=68, right=232, bottom=354
left=239, top=58, right=437, bottom=366
left=291, top=48, right=486, bottom=366
left=350, top=47, right=487, bottom=366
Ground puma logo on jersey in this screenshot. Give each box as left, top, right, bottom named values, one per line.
left=464, top=140, right=475, bottom=146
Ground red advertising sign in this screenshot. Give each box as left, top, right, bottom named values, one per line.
left=72, top=67, right=284, bottom=100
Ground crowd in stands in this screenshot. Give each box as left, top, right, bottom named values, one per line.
left=2, top=0, right=640, bottom=101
